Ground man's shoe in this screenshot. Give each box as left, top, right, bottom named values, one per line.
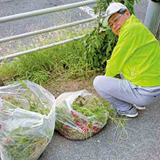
left=117, top=106, right=138, bottom=118
left=133, top=104, right=146, bottom=110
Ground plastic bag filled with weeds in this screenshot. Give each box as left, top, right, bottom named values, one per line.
left=55, top=90, right=109, bottom=140
left=0, top=80, right=56, bottom=160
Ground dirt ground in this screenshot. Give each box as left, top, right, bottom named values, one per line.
left=45, top=75, right=98, bottom=99
left=0, top=72, right=102, bottom=99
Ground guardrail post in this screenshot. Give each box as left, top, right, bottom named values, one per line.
left=144, top=0, right=160, bottom=39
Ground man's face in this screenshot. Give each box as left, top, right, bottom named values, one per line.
left=108, top=10, right=130, bottom=35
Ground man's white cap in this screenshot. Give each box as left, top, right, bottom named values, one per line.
left=102, top=2, right=127, bottom=27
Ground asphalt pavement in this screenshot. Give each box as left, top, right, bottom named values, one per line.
left=39, top=101, right=160, bottom=160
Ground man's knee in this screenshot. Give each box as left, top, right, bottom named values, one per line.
left=93, top=76, right=104, bottom=90
left=94, top=76, right=121, bottom=94
left=93, top=75, right=113, bottom=92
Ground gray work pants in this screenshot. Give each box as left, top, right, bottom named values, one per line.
left=93, top=76, right=160, bottom=112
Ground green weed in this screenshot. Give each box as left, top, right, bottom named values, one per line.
left=0, top=26, right=95, bottom=85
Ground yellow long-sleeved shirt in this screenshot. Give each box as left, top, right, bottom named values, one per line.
left=105, top=15, right=160, bottom=87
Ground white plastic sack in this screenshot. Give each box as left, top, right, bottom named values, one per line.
left=55, top=90, right=108, bottom=140
left=0, top=80, right=56, bottom=160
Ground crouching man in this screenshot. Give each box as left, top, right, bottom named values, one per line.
left=93, top=2, right=160, bottom=117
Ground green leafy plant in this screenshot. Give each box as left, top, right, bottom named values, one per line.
left=84, top=27, right=117, bottom=71
left=1, top=81, right=50, bottom=115
left=0, top=81, right=54, bottom=160
left=4, top=129, right=50, bottom=160
left=2, top=94, right=50, bottom=115
left=84, top=0, right=141, bottom=71
left=56, top=95, right=109, bottom=140
left=56, top=94, right=128, bottom=140
left=0, top=30, right=92, bottom=85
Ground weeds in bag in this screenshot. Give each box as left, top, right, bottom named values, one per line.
left=56, top=90, right=128, bottom=140
left=3, top=128, right=50, bottom=160
left=0, top=80, right=55, bottom=160
left=55, top=90, right=109, bottom=140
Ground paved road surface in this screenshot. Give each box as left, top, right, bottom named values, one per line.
left=39, top=101, right=160, bottom=160
left=0, top=0, right=148, bottom=56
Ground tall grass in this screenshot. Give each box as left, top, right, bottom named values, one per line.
left=0, top=26, right=95, bottom=85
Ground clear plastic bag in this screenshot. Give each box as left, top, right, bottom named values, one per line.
left=0, top=80, right=56, bottom=160
left=55, top=90, right=108, bottom=140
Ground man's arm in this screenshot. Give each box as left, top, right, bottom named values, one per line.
left=105, top=29, right=138, bottom=77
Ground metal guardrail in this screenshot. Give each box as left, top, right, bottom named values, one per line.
left=0, top=0, right=97, bottom=23
left=0, top=17, right=97, bottom=43
left=0, top=0, right=98, bottom=61
left=0, top=35, right=85, bottom=61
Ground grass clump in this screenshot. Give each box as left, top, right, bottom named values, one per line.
left=0, top=37, right=94, bottom=85
left=0, top=26, right=96, bottom=85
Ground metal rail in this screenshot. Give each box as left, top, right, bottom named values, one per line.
left=0, top=35, right=85, bottom=61
left=0, top=0, right=98, bottom=61
left=0, top=0, right=97, bottom=23
left=0, top=17, right=97, bottom=43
